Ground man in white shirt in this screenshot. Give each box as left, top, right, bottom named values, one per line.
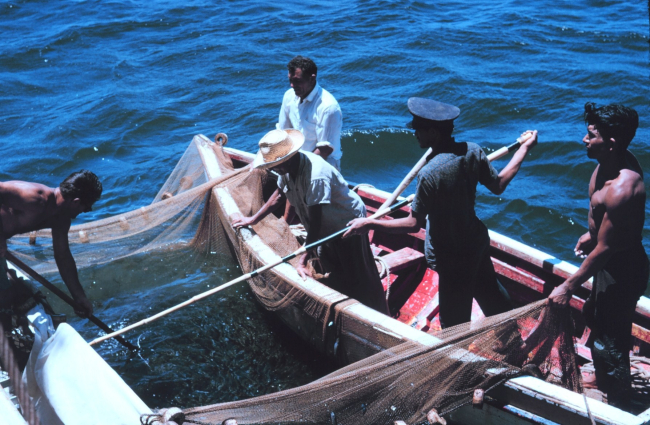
left=277, top=55, right=343, bottom=171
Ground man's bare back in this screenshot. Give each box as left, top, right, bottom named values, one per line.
left=0, top=181, right=64, bottom=238
left=0, top=171, right=102, bottom=317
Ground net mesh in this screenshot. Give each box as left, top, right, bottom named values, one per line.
left=183, top=302, right=581, bottom=425
left=7, top=135, right=582, bottom=425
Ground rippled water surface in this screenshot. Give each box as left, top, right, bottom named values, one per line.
left=2, top=0, right=649, bottom=410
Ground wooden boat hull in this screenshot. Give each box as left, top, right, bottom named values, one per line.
left=193, top=134, right=650, bottom=425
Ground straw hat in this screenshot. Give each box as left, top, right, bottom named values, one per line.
left=252, top=129, right=305, bottom=169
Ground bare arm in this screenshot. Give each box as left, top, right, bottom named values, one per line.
left=549, top=180, right=636, bottom=306
left=485, top=131, right=538, bottom=195
left=51, top=222, right=93, bottom=317
left=232, top=188, right=284, bottom=228
left=343, top=210, right=426, bottom=238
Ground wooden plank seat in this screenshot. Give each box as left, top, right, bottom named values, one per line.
left=379, top=247, right=426, bottom=274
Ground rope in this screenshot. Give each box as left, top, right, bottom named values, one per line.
left=630, top=356, right=650, bottom=391
left=141, top=407, right=185, bottom=424
left=580, top=355, right=650, bottom=424
left=582, top=392, right=596, bottom=425
left=351, top=183, right=375, bottom=192
left=289, top=224, right=307, bottom=244
left=0, top=321, right=40, bottom=425
left=373, top=256, right=391, bottom=300
left=582, top=358, right=650, bottom=395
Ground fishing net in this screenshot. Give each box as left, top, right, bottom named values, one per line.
left=7, top=135, right=582, bottom=425
left=181, top=301, right=581, bottom=425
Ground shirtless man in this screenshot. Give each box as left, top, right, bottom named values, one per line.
left=549, top=103, right=648, bottom=409
left=0, top=170, right=102, bottom=318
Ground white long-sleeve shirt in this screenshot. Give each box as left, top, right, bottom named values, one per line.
left=277, top=83, right=343, bottom=161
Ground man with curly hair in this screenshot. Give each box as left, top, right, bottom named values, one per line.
left=549, top=103, right=648, bottom=409
left=0, top=170, right=102, bottom=319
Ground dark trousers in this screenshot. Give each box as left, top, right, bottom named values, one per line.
left=0, top=259, right=35, bottom=371
left=318, top=234, right=389, bottom=315
left=0, top=258, right=11, bottom=292
left=583, top=247, right=649, bottom=409
left=436, top=245, right=512, bottom=329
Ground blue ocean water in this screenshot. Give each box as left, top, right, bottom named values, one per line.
left=1, top=0, right=649, bottom=410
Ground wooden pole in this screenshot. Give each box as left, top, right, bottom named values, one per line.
left=89, top=195, right=415, bottom=346
left=485, top=137, right=529, bottom=162
left=4, top=251, right=139, bottom=352
left=378, top=147, right=431, bottom=211
left=378, top=134, right=531, bottom=211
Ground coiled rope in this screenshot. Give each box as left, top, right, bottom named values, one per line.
left=374, top=256, right=391, bottom=300
left=352, top=183, right=375, bottom=192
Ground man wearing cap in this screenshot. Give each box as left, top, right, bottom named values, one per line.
left=277, top=55, right=343, bottom=171
left=232, top=129, right=389, bottom=315
left=344, top=98, right=537, bottom=328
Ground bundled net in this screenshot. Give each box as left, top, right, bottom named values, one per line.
left=183, top=302, right=580, bottom=424
left=8, top=135, right=582, bottom=425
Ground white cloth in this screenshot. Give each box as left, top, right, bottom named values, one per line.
left=277, top=83, right=343, bottom=161
left=277, top=152, right=365, bottom=238
left=22, top=320, right=151, bottom=425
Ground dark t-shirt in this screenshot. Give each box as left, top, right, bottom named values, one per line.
left=411, top=142, right=499, bottom=269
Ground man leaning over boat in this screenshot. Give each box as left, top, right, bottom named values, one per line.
left=344, top=98, right=537, bottom=329
left=0, top=170, right=101, bottom=320
left=548, top=102, right=648, bottom=410
left=232, top=129, right=389, bottom=315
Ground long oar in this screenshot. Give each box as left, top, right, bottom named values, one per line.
left=90, top=195, right=415, bottom=346
left=378, top=135, right=530, bottom=211
left=485, top=136, right=530, bottom=162
left=4, top=251, right=139, bottom=352
left=377, top=147, right=432, bottom=211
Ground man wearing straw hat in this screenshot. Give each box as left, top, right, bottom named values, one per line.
left=232, top=129, right=389, bottom=315
left=344, top=98, right=537, bottom=328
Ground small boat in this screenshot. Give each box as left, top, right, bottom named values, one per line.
left=187, top=133, right=650, bottom=425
